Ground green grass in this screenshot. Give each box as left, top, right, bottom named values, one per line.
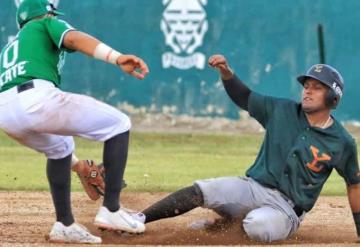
left=0, top=131, right=354, bottom=195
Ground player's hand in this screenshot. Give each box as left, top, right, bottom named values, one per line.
left=116, top=55, right=149, bottom=79
left=208, top=54, right=233, bottom=80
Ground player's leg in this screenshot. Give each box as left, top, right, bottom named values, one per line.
left=49, top=94, right=144, bottom=232
left=239, top=178, right=301, bottom=242
left=4, top=131, right=101, bottom=243
left=7, top=131, right=76, bottom=226
left=195, top=177, right=256, bottom=218
left=46, top=153, right=74, bottom=226
left=0, top=82, right=102, bottom=242
left=197, top=177, right=301, bottom=241
left=142, top=185, right=204, bottom=223
left=102, top=131, right=129, bottom=211
left=243, top=206, right=294, bottom=242
left=4, top=130, right=76, bottom=225
left=142, top=176, right=255, bottom=224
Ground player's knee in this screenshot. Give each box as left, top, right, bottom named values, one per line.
left=113, top=113, right=131, bottom=133
left=121, top=114, right=132, bottom=131
left=44, top=138, right=75, bottom=160
left=243, top=213, right=277, bottom=242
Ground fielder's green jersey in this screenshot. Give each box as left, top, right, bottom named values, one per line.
left=0, top=17, right=75, bottom=92
left=246, top=92, right=360, bottom=212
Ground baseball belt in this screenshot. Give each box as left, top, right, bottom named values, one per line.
left=17, top=80, right=34, bottom=93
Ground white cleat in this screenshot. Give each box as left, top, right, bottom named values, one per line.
left=122, top=207, right=146, bottom=224
left=49, top=222, right=102, bottom=244
left=94, top=206, right=145, bottom=233
left=131, top=212, right=146, bottom=224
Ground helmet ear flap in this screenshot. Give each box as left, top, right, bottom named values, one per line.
left=326, top=89, right=339, bottom=109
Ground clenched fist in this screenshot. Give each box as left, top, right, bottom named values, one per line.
left=208, top=54, right=234, bottom=80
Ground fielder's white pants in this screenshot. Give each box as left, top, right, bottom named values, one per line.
left=0, top=79, right=131, bottom=159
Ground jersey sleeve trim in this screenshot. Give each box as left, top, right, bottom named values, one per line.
left=347, top=180, right=360, bottom=186
left=58, top=28, right=75, bottom=49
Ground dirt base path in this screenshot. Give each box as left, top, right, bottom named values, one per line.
left=0, top=191, right=358, bottom=246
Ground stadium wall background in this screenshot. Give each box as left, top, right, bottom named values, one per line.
left=1, top=0, right=360, bottom=121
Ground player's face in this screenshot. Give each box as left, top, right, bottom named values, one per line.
left=301, top=79, right=329, bottom=113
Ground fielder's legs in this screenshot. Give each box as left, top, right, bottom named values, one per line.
left=14, top=80, right=132, bottom=204
left=28, top=83, right=145, bottom=232
left=0, top=80, right=144, bottom=234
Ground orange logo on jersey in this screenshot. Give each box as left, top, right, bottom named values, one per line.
left=306, top=145, right=331, bottom=173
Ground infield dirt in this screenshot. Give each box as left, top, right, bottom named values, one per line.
left=0, top=191, right=358, bottom=246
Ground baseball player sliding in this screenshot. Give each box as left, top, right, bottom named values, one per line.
left=0, top=0, right=149, bottom=244
left=139, top=54, right=360, bottom=243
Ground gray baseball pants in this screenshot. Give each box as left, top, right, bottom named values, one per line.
left=195, top=176, right=304, bottom=242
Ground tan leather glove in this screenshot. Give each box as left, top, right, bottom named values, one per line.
left=72, top=160, right=105, bottom=201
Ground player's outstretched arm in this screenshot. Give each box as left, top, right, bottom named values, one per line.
left=208, top=54, right=251, bottom=111
left=63, top=31, right=149, bottom=79
left=347, top=183, right=360, bottom=242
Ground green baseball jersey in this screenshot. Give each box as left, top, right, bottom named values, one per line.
left=0, top=17, right=75, bottom=92
left=246, top=92, right=360, bottom=212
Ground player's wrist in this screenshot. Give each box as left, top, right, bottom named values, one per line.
left=93, top=43, right=122, bottom=65
left=353, top=212, right=360, bottom=237
left=221, top=67, right=234, bottom=81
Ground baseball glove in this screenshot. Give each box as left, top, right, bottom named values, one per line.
left=72, top=160, right=105, bottom=201
left=72, top=160, right=128, bottom=201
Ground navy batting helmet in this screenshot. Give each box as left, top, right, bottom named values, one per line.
left=297, top=64, right=344, bottom=108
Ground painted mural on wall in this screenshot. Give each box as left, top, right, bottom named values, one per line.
left=161, top=0, right=208, bottom=70
left=1, top=0, right=360, bottom=121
